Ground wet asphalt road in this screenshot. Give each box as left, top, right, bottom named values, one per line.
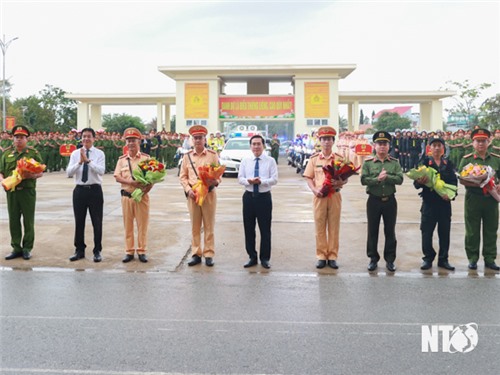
left=1, top=270, right=499, bottom=375
left=1, top=159, right=499, bottom=374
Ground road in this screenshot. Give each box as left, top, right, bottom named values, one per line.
left=1, top=158, right=499, bottom=375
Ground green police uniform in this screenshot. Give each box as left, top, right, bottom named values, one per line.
left=361, top=131, right=404, bottom=269
left=458, top=151, right=500, bottom=265
left=0, top=138, right=43, bottom=257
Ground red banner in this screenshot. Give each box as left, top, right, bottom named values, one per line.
left=59, top=144, right=76, bottom=157
left=219, top=96, right=294, bottom=119
left=355, top=144, right=373, bottom=156
left=6, top=116, right=15, bottom=131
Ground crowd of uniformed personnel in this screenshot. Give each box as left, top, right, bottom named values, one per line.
left=0, top=128, right=191, bottom=174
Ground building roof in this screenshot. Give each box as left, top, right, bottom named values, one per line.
left=373, top=105, right=413, bottom=119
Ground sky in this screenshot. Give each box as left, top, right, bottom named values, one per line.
left=1, top=0, right=499, bottom=122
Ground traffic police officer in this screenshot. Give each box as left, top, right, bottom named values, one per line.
left=361, top=131, right=404, bottom=272
left=458, top=128, right=500, bottom=271
left=303, top=126, right=346, bottom=269
left=179, top=125, right=220, bottom=267
left=0, top=125, right=44, bottom=260
left=114, top=127, right=153, bottom=263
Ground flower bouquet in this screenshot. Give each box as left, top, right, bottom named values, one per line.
left=131, top=158, right=166, bottom=202
left=458, top=163, right=500, bottom=202
left=2, top=157, right=46, bottom=192
left=192, top=163, right=226, bottom=206
left=319, top=159, right=360, bottom=197
left=406, top=165, right=458, bottom=200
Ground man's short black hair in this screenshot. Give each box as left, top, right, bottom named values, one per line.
left=249, top=134, right=265, bottom=145
left=81, top=128, right=96, bottom=137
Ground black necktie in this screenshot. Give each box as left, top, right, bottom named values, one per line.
left=82, top=149, right=89, bottom=183
left=253, top=157, right=260, bottom=193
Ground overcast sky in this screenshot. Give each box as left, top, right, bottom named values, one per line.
left=1, top=0, right=499, bottom=121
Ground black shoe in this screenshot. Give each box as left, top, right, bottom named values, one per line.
left=367, top=261, right=378, bottom=271
left=22, top=251, right=31, bottom=260
left=122, top=254, right=134, bottom=263
left=328, top=260, right=339, bottom=269
left=420, top=260, right=432, bottom=270
left=261, top=260, right=271, bottom=269
left=188, top=255, right=201, bottom=266
left=316, top=260, right=327, bottom=269
left=93, top=253, right=102, bottom=263
left=5, top=252, right=23, bottom=260
left=438, top=261, right=455, bottom=271
left=386, top=262, right=396, bottom=272
left=205, top=257, right=214, bottom=267
left=485, top=262, right=500, bottom=271
left=138, top=254, right=148, bottom=263
left=468, top=262, right=477, bottom=270
left=244, top=258, right=258, bottom=268
left=69, top=252, right=85, bottom=262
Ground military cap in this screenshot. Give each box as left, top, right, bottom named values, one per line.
left=317, top=126, right=337, bottom=138
left=12, top=125, right=30, bottom=137
left=372, top=131, right=392, bottom=143
left=123, top=127, right=142, bottom=139
left=429, top=137, right=445, bottom=146
left=471, top=128, right=490, bottom=140
left=189, top=125, right=208, bottom=137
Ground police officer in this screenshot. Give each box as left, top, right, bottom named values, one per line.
left=0, top=125, right=44, bottom=260
left=414, top=137, right=457, bottom=271
left=179, top=125, right=220, bottom=267
left=458, top=128, right=500, bottom=271
left=303, top=126, right=347, bottom=269
left=114, top=128, right=153, bottom=263
left=361, top=131, right=404, bottom=272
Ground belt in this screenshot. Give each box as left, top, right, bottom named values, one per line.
left=369, top=193, right=394, bottom=202
left=121, top=189, right=133, bottom=198
left=76, top=184, right=100, bottom=189
left=245, top=190, right=271, bottom=197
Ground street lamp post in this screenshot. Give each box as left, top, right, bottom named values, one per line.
left=1, top=34, right=19, bottom=132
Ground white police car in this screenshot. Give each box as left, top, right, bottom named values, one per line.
left=219, top=136, right=271, bottom=176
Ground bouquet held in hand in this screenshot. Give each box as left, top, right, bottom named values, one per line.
left=192, top=163, right=226, bottom=206
left=406, top=165, right=457, bottom=200
left=131, top=158, right=166, bottom=202
left=320, top=159, right=360, bottom=198
left=2, top=157, right=46, bottom=192
left=458, top=163, right=500, bottom=202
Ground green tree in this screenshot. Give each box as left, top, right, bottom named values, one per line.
left=38, top=85, right=77, bottom=132
left=103, top=113, right=145, bottom=134
left=443, top=80, right=492, bottom=128
left=13, top=96, right=55, bottom=132
left=170, top=115, right=176, bottom=133
left=479, top=94, right=500, bottom=130
left=375, top=112, right=411, bottom=132
left=359, top=109, right=364, bottom=125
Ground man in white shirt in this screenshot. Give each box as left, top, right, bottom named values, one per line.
left=238, top=135, right=278, bottom=269
left=66, top=128, right=106, bottom=262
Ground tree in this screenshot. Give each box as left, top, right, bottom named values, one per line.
left=359, top=109, right=364, bottom=125
left=13, top=96, right=55, bottom=131
left=38, top=85, right=77, bottom=132
left=480, top=94, right=500, bottom=130
left=375, top=112, right=411, bottom=132
left=170, top=115, right=176, bottom=133
left=103, top=113, right=145, bottom=134
left=443, top=80, right=492, bottom=128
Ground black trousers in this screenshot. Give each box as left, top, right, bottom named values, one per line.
left=73, top=185, right=103, bottom=254
left=420, top=200, right=451, bottom=262
left=366, top=194, right=397, bottom=262
left=243, top=191, right=272, bottom=262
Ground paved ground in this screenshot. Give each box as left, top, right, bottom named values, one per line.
left=0, top=157, right=498, bottom=275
